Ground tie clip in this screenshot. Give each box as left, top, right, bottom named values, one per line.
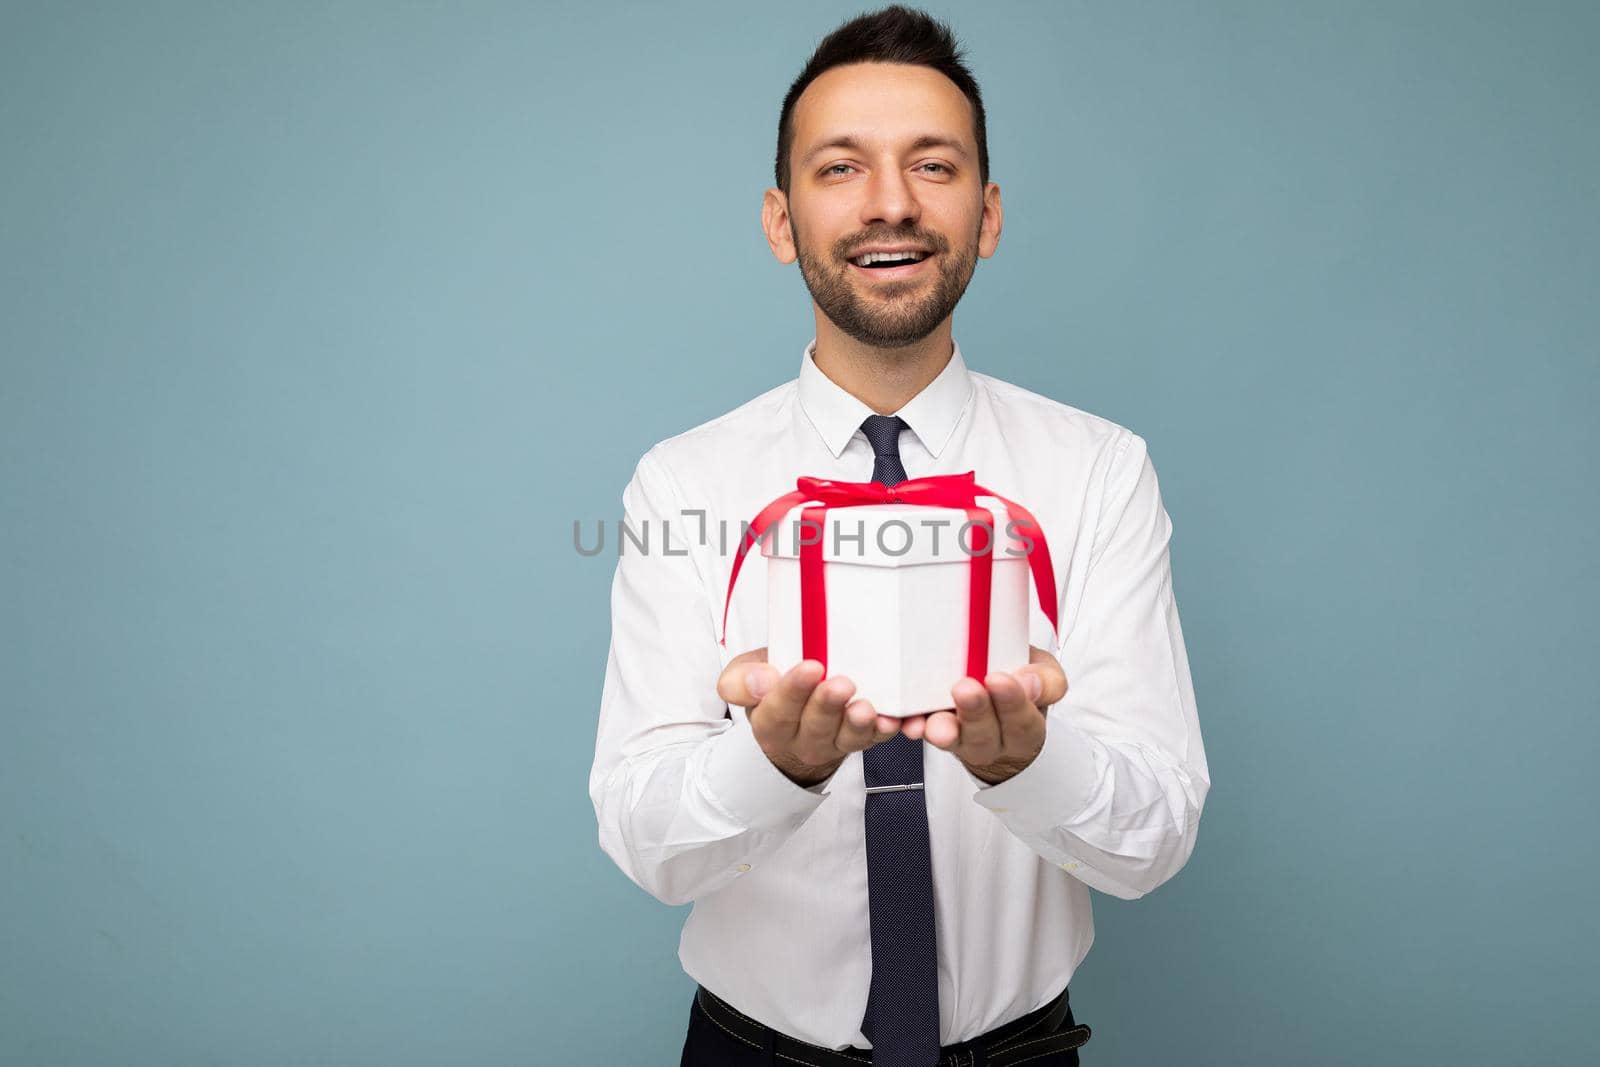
left=864, top=783, right=925, bottom=794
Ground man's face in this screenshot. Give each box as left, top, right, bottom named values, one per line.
left=768, top=62, right=1001, bottom=350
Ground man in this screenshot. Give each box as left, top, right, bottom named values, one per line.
left=589, top=6, right=1210, bottom=1065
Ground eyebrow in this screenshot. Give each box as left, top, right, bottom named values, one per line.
left=801, top=134, right=971, bottom=164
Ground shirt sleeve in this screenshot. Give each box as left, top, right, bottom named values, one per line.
left=588, top=448, right=833, bottom=906
left=965, top=430, right=1212, bottom=900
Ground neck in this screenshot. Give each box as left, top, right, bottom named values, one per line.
left=810, top=314, right=954, bottom=415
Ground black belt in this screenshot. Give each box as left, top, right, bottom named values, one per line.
left=695, top=984, right=1092, bottom=1067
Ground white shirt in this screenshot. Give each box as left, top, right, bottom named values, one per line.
left=589, top=338, right=1210, bottom=1050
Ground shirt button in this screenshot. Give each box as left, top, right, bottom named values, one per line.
left=991, top=807, right=1009, bottom=813
left=1060, top=861, right=1079, bottom=871
left=736, top=864, right=751, bottom=873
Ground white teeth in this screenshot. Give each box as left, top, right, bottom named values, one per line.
left=852, top=250, right=928, bottom=267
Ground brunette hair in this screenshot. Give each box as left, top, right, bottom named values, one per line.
left=774, top=5, right=989, bottom=195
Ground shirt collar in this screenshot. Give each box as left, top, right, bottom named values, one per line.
left=796, top=337, right=974, bottom=460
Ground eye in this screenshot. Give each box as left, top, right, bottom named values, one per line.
left=823, top=163, right=855, bottom=176
left=919, top=162, right=951, bottom=175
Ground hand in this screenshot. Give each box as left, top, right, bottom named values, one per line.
left=898, top=646, right=1069, bottom=785
left=717, top=647, right=902, bottom=787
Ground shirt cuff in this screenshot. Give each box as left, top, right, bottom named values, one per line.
left=968, top=707, right=1102, bottom=835
left=701, top=712, right=832, bottom=828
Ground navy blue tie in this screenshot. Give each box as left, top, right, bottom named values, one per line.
left=858, top=414, right=941, bottom=1066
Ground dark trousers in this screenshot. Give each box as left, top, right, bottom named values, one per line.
left=680, top=986, right=1087, bottom=1066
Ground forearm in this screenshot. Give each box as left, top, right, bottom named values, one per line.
left=965, top=710, right=1208, bottom=899
left=592, top=709, right=832, bottom=906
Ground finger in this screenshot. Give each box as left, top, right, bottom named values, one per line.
left=751, top=659, right=824, bottom=742
left=716, top=646, right=771, bottom=707
left=1017, top=645, right=1068, bottom=707
left=793, top=675, right=855, bottom=764
left=945, top=677, right=998, bottom=756
left=985, top=670, right=1047, bottom=753
left=923, top=709, right=962, bottom=749
left=898, top=713, right=927, bottom=740
left=835, top=698, right=894, bottom=753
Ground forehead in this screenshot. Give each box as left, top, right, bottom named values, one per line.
left=791, top=62, right=975, bottom=154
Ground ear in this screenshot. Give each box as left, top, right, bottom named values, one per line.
left=762, top=187, right=798, bottom=264
left=978, top=181, right=1003, bottom=259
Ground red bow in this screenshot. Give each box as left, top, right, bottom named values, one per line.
left=720, top=471, right=1059, bottom=682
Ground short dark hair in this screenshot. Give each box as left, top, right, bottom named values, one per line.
left=774, top=4, right=989, bottom=196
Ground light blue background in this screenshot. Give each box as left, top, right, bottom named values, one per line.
left=3, top=1, right=1595, bottom=1063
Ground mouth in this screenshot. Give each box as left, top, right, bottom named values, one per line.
left=847, top=248, right=934, bottom=281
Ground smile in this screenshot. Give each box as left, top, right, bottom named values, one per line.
left=847, top=251, right=934, bottom=280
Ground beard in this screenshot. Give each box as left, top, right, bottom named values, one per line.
left=791, top=217, right=981, bottom=350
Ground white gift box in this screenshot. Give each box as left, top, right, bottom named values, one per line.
left=762, top=498, right=1031, bottom=718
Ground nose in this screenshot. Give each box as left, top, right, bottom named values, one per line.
left=859, top=164, right=921, bottom=230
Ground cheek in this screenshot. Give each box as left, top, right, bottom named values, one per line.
left=797, top=203, right=857, bottom=253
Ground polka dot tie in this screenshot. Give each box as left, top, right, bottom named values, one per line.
left=858, top=414, right=941, bottom=1066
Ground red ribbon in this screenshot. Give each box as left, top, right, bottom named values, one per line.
left=719, top=471, right=1059, bottom=682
